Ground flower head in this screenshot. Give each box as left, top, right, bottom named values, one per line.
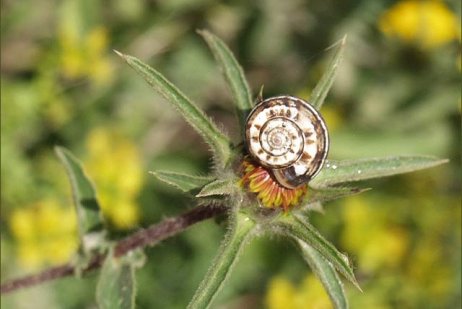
left=379, top=0, right=460, bottom=49
left=85, top=127, right=143, bottom=229
left=58, top=25, right=113, bottom=85
left=240, top=157, right=307, bottom=211
left=9, top=199, right=78, bottom=269
left=265, top=274, right=331, bottom=309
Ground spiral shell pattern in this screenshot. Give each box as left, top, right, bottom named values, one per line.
left=245, top=96, right=329, bottom=189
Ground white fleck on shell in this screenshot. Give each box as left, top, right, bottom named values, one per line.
left=245, top=95, right=329, bottom=189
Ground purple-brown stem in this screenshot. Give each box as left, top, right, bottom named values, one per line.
left=1, top=205, right=226, bottom=295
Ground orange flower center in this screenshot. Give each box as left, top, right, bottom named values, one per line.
left=239, top=157, right=307, bottom=211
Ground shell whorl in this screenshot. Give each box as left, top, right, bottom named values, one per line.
left=245, top=96, right=329, bottom=189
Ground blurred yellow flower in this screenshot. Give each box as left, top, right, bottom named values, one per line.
left=58, top=25, right=113, bottom=85
left=9, top=199, right=78, bottom=269
left=379, top=0, right=460, bottom=48
left=265, top=274, right=331, bottom=309
left=85, top=127, right=143, bottom=229
left=319, top=105, right=343, bottom=132
left=341, top=196, right=408, bottom=272
left=266, top=277, right=297, bottom=309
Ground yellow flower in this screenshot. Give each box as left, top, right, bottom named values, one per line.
left=265, top=277, right=297, bottom=309
left=320, top=105, right=343, bottom=132
left=17, top=242, right=42, bottom=270
left=9, top=199, right=78, bottom=269
left=44, top=235, right=80, bottom=264
left=85, top=127, right=143, bottom=229
left=341, top=196, right=409, bottom=272
left=58, top=24, right=113, bottom=85
left=265, top=274, right=331, bottom=309
left=240, top=157, right=307, bottom=211
left=10, top=208, right=36, bottom=241
left=379, top=0, right=460, bottom=48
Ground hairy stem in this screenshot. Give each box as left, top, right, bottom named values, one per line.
left=1, top=205, right=226, bottom=295
left=187, top=211, right=256, bottom=309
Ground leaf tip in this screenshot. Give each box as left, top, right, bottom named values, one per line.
left=54, top=145, right=64, bottom=154
left=355, top=187, right=372, bottom=194
left=113, top=49, right=127, bottom=59
left=54, top=145, right=70, bottom=161
left=256, top=85, right=265, bottom=102
left=354, top=281, right=363, bottom=293
left=196, top=28, right=209, bottom=36
left=197, top=29, right=216, bottom=43
left=439, top=158, right=450, bottom=165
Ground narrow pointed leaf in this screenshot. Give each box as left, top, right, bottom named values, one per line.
left=149, top=170, right=214, bottom=192
left=199, top=30, right=253, bottom=132
left=196, top=178, right=237, bottom=197
left=297, top=240, right=348, bottom=309
left=115, top=50, right=232, bottom=167
left=310, top=36, right=346, bottom=110
left=96, top=252, right=137, bottom=309
left=303, top=186, right=369, bottom=206
left=256, top=85, right=264, bottom=103
left=311, top=156, right=448, bottom=188
left=187, top=211, right=257, bottom=309
left=272, top=214, right=360, bottom=290
left=55, top=146, right=106, bottom=253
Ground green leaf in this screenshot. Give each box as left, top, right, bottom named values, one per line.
left=196, top=178, right=237, bottom=197
left=311, top=156, right=448, bottom=187
left=114, top=50, right=232, bottom=168
left=96, top=250, right=137, bottom=309
left=149, top=170, right=214, bottom=193
left=187, top=211, right=257, bottom=309
left=310, top=35, right=346, bottom=110
left=302, top=186, right=369, bottom=206
left=272, top=214, right=361, bottom=290
left=55, top=146, right=106, bottom=253
left=199, top=30, right=253, bottom=132
left=296, top=187, right=369, bottom=214
left=297, top=240, right=348, bottom=309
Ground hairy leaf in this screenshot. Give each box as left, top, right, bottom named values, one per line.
left=55, top=146, right=106, bottom=253
left=115, top=50, right=232, bottom=168
left=96, top=251, right=137, bottom=309
left=187, top=212, right=257, bottom=309
left=302, top=186, right=369, bottom=206
left=297, top=240, right=348, bottom=309
left=199, top=30, right=254, bottom=133
left=311, top=155, right=448, bottom=187
left=196, top=178, right=237, bottom=197
left=272, top=214, right=360, bottom=290
left=310, top=35, right=346, bottom=110
left=149, top=170, right=214, bottom=192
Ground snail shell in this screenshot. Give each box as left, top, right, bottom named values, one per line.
left=245, top=95, right=329, bottom=189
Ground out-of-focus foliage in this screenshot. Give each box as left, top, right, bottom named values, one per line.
left=1, top=0, right=460, bottom=308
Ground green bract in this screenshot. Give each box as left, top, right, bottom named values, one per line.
left=53, top=31, right=446, bottom=309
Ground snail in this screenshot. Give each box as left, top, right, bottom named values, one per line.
left=244, top=95, right=329, bottom=189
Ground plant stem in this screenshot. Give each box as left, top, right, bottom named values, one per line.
left=1, top=205, right=226, bottom=295
left=187, top=211, right=256, bottom=309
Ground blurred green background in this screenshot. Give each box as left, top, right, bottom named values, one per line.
left=1, top=0, right=460, bottom=308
